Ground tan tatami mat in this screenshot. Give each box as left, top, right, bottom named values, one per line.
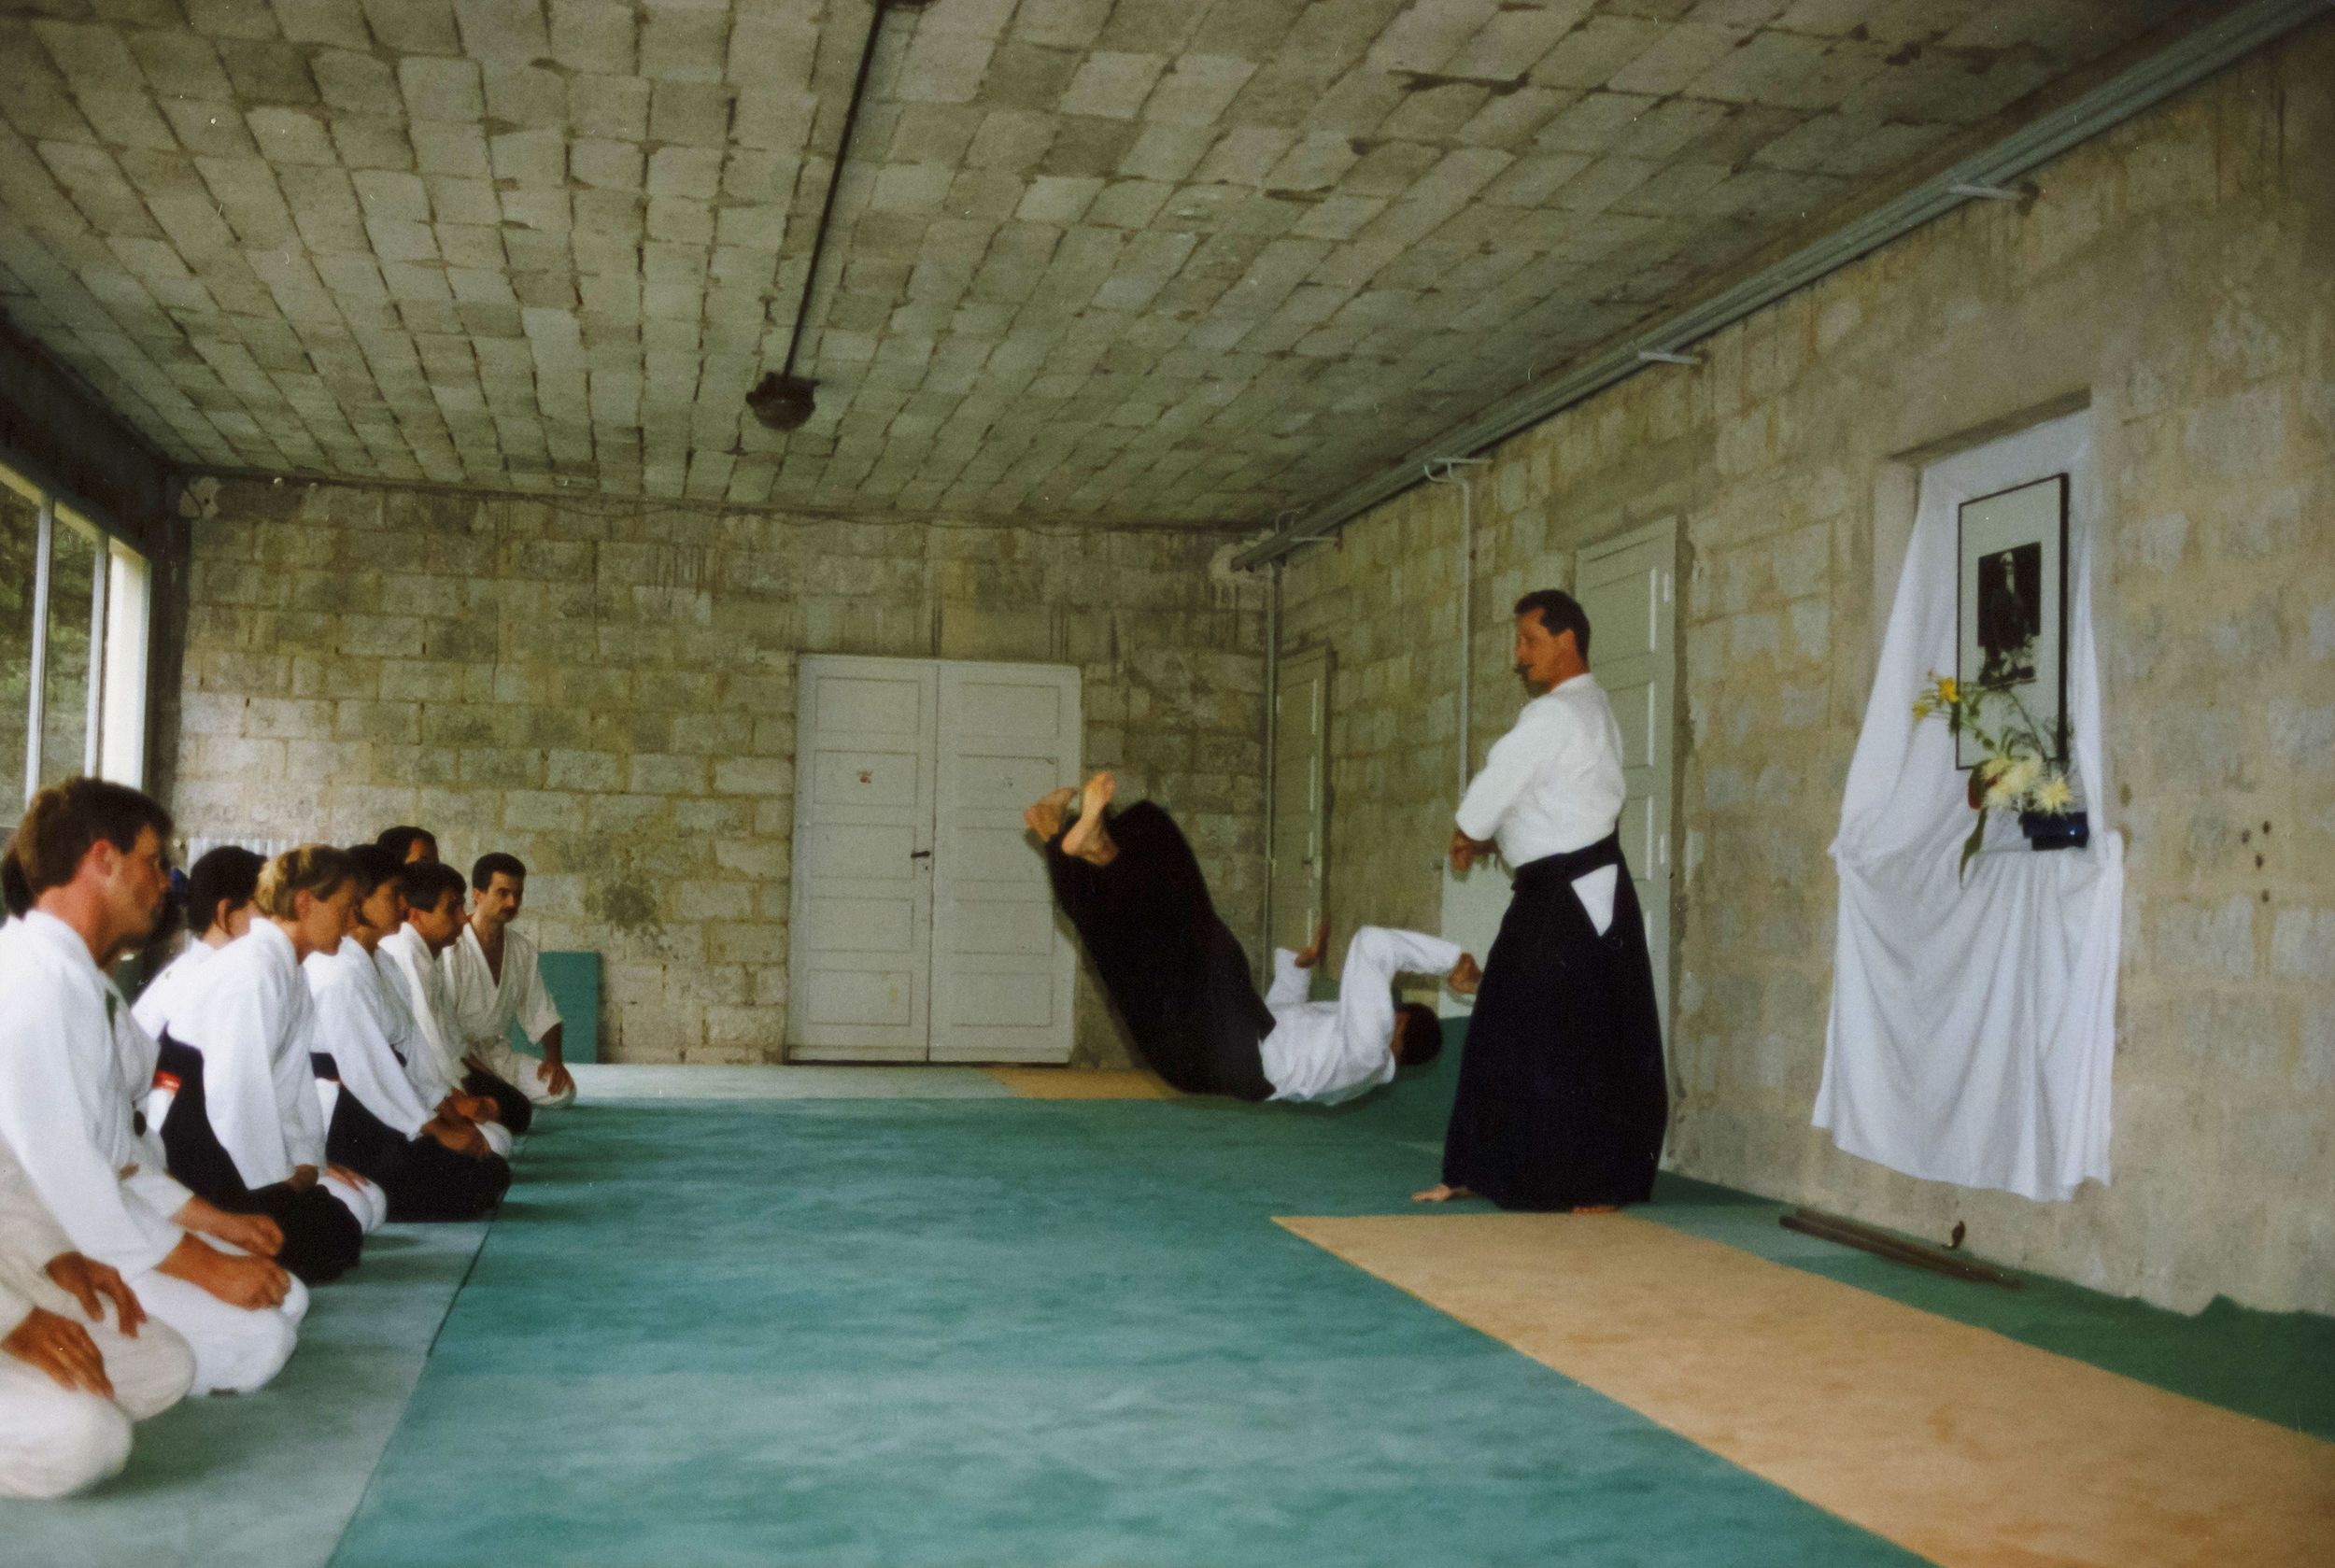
left=984, top=1066, right=1185, bottom=1099
left=1279, top=1211, right=2335, bottom=1568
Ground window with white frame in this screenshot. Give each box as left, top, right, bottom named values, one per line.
left=0, top=460, right=152, bottom=805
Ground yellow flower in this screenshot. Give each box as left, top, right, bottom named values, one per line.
left=2032, top=773, right=2073, bottom=814
left=1936, top=676, right=1959, bottom=707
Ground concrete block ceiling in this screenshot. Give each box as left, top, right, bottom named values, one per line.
left=0, top=0, right=2201, bottom=527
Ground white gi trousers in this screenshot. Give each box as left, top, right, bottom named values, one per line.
left=471, top=1038, right=574, bottom=1109
left=0, top=1303, right=196, bottom=1498
left=129, top=1250, right=306, bottom=1396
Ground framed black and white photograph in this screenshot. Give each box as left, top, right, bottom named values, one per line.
left=1957, top=473, right=2068, bottom=769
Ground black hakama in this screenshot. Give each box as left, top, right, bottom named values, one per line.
left=1440, top=831, right=1669, bottom=1209
left=1044, top=801, right=1275, bottom=1100
left=319, top=1061, right=513, bottom=1222
left=153, top=1035, right=364, bottom=1282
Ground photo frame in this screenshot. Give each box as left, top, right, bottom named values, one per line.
left=1956, top=474, right=2068, bottom=770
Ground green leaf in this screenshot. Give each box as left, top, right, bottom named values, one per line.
left=1960, top=807, right=1988, bottom=883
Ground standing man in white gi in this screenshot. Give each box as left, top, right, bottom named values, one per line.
left=1417, top=589, right=1669, bottom=1211
left=0, top=779, right=304, bottom=1396
left=440, top=853, right=576, bottom=1120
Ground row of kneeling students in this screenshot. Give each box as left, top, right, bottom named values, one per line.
left=0, top=777, right=577, bottom=1498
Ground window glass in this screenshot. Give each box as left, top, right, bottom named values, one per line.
left=0, top=487, right=35, bottom=802
left=38, top=517, right=97, bottom=788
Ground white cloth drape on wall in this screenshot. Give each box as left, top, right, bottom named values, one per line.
left=1815, top=411, right=2123, bottom=1201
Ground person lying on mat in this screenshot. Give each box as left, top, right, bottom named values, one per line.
left=1026, top=772, right=1478, bottom=1103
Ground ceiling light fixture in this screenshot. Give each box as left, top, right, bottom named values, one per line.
left=749, top=0, right=938, bottom=434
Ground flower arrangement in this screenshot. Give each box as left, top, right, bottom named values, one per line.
left=1912, top=673, right=2077, bottom=876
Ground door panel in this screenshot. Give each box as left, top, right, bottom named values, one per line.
left=788, top=658, right=938, bottom=1060
left=1576, top=520, right=1678, bottom=1051
left=928, top=661, right=1080, bottom=1064
left=1269, top=646, right=1331, bottom=954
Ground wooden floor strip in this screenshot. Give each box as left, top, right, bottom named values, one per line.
left=1278, top=1212, right=2335, bottom=1568
left=983, top=1066, right=1184, bottom=1099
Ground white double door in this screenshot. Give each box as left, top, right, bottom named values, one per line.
left=787, top=656, right=1081, bottom=1064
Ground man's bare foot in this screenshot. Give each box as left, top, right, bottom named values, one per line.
left=1059, top=771, right=1118, bottom=864
left=1024, top=786, right=1075, bottom=841
left=1411, top=1183, right=1474, bottom=1203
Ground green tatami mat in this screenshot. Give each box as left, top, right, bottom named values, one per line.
left=327, top=1097, right=1922, bottom=1568
left=0, top=1221, right=487, bottom=1568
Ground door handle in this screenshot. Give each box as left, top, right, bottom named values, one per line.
left=911, top=850, right=932, bottom=859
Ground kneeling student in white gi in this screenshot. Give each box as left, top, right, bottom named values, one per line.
left=307, top=846, right=512, bottom=1222
left=0, top=780, right=304, bottom=1396
left=376, top=861, right=514, bottom=1157
left=0, top=1143, right=194, bottom=1499
left=133, top=845, right=264, bottom=1046
left=439, top=853, right=576, bottom=1124
left=137, top=845, right=380, bottom=1283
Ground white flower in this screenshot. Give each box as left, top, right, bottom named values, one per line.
left=2031, top=773, right=2074, bottom=815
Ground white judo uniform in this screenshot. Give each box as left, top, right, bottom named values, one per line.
left=145, top=924, right=385, bottom=1235
left=0, top=1142, right=194, bottom=1499
left=1258, top=927, right=1465, bottom=1106
left=441, top=924, right=573, bottom=1109
left=307, top=939, right=438, bottom=1141
left=377, top=925, right=513, bottom=1157
left=0, top=912, right=304, bottom=1396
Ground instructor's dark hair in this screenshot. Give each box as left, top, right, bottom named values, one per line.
left=1394, top=1003, right=1444, bottom=1068
left=376, top=825, right=438, bottom=863
left=343, top=843, right=404, bottom=898
left=471, top=851, right=527, bottom=891
left=1514, top=587, right=1591, bottom=662
left=185, top=845, right=266, bottom=936
left=5, top=778, right=174, bottom=914
left=399, top=859, right=467, bottom=914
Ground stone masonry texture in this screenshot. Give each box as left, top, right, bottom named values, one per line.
left=163, top=476, right=1264, bottom=1069
left=1281, top=26, right=2335, bottom=1315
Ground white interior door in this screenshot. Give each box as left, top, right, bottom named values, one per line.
left=1268, top=646, right=1330, bottom=953
left=787, top=657, right=938, bottom=1061
left=928, top=663, right=1080, bottom=1064
left=1575, top=518, right=1679, bottom=1042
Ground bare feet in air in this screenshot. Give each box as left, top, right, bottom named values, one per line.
left=1446, top=954, right=1481, bottom=996
left=1411, top=1183, right=1474, bottom=1203
left=1024, top=786, right=1075, bottom=841
left=1294, top=917, right=1330, bottom=969
left=1059, top=770, right=1118, bottom=865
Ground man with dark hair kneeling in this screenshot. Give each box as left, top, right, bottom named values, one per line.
left=376, top=862, right=516, bottom=1152
left=305, top=847, right=511, bottom=1222
left=1027, top=772, right=1477, bottom=1102
left=440, top=853, right=576, bottom=1117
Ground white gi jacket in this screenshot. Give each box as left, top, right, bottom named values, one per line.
left=129, top=940, right=215, bottom=1041
left=159, top=923, right=327, bottom=1190
left=305, top=939, right=434, bottom=1139
left=0, top=1140, right=83, bottom=1337
left=1455, top=672, right=1627, bottom=934
left=1259, top=926, right=1464, bottom=1106
left=375, top=925, right=465, bottom=1105
left=0, top=914, right=190, bottom=1278
left=439, top=924, right=560, bottom=1054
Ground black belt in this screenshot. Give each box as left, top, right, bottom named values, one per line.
left=1510, top=830, right=1624, bottom=886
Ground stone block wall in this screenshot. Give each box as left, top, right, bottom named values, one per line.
left=1282, top=27, right=2334, bottom=1314
left=162, top=478, right=1263, bottom=1067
